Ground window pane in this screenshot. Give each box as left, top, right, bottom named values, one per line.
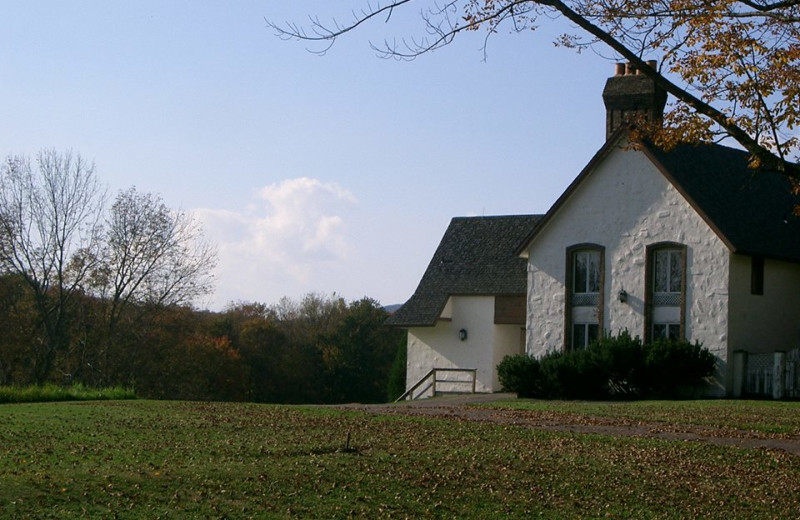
left=667, top=324, right=680, bottom=340
left=653, top=323, right=666, bottom=339
left=587, top=324, right=599, bottom=346
left=588, top=251, right=600, bottom=293
left=669, top=251, right=682, bottom=293
left=573, top=324, right=586, bottom=350
left=654, top=250, right=668, bottom=292
left=574, top=253, right=588, bottom=293
left=574, top=250, right=600, bottom=294
left=751, top=256, right=764, bottom=295
left=654, top=249, right=682, bottom=293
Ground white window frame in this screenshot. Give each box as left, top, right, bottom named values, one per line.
left=652, top=322, right=681, bottom=341
left=565, top=244, right=604, bottom=351
left=645, top=243, right=687, bottom=343
left=572, top=322, right=600, bottom=350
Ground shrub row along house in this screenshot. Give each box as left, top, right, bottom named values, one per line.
left=387, top=63, right=800, bottom=399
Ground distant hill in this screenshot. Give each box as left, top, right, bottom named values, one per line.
left=383, top=304, right=403, bottom=314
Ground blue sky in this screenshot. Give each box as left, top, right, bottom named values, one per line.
left=1, top=1, right=617, bottom=310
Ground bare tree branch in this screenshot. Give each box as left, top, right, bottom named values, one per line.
left=266, top=1, right=414, bottom=55
left=0, top=150, right=106, bottom=383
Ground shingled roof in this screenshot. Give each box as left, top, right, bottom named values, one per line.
left=386, top=215, right=543, bottom=327
left=518, top=136, right=800, bottom=263
left=643, top=141, right=800, bottom=263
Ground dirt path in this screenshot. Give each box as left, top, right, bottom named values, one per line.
left=339, top=393, right=800, bottom=455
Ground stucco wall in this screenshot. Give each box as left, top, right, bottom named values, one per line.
left=728, top=254, right=800, bottom=354
left=405, top=295, right=523, bottom=397
left=405, top=296, right=496, bottom=397
left=492, top=323, right=526, bottom=390
left=524, top=144, right=730, bottom=391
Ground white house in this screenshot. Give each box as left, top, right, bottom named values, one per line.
left=516, top=64, right=800, bottom=397
left=517, top=133, right=800, bottom=396
left=391, top=63, right=800, bottom=399
left=386, top=215, right=541, bottom=399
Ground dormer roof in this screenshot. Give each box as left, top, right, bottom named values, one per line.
left=386, top=214, right=543, bottom=327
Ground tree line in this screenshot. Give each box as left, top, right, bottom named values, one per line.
left=0, top=282, right=405, bottom=402
left=0, top=150, right=405, bottom=403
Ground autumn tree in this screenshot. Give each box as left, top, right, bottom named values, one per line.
left=0, top=275, right=38, bottom=384
left=132, top=305, right=248, bottom=400
left=271, top=292, right=349, bottom=345
left=99, top=187, right=216, bottom=312
left=268, top=1, right=800, bottom=179
left=238, top=319, right=323, bottom=403
left=0, top=150, right=105, bottom=383
left=317, top=297, right=405, bottom=403
left=88, top=188, right=217, bottom=383
left=209, top=295, right=403, bottom=403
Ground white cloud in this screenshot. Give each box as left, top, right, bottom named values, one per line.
left=193, top=177, right=357, bottom=309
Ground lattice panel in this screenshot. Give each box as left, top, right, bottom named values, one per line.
left=571, top=293, right=600, bottom=307
left=746, top=353, right=773, bottom=397
left=653, top=293, right=681, bottom=306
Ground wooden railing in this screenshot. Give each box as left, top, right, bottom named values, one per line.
left=395, top=368, right=478, bottom=402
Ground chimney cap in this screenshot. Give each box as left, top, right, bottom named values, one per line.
left=615, top=60, right=658, bottom=76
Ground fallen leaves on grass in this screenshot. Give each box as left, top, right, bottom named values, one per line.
left=0, top=400, right=799, bottom=519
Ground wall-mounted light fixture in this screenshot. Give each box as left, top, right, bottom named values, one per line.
left=618, top=289, right=628, bottom=303
left=458, top=328, right=468, bottom=341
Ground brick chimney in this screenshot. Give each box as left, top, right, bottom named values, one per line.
left=602, top=60, right=667, bottom=140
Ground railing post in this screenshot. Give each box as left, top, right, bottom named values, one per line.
left=431, top=369, right=437, bottom=397
left=471, top=369, right=476, bottom=394
left=787, top=350, right=797, bottom=399
left=732, top=350, right=746, bottom=398
left=774, top=351, right=786, bottom=400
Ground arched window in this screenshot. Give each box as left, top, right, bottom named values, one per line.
left=564, top=244, right=605, bottom=350
left=645, top=242, right=687, bottom=342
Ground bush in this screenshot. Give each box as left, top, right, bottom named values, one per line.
left=643, top=338, right=716, bottom=398
left=539, top=349, right=599, bottom=399
left=498, top=332, right=716, bottom=400
left=532, top=331, right=644, bottom=399
left=497, top=354, right=542, bottom=398
left=536, top=351, right=565, bottom=398
left=592, top=331, right=645, bottom=398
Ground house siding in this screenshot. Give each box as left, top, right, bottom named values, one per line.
left=405, top=296, right=495, bottom=396
left=728, top=255, right=800, bottom=355
left=524, top=145, right=730, bottom=392
left=492, top=322, right=526, bottom=390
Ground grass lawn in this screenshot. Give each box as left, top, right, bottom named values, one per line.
left=485, top=398, right=800, bottom=436
left=0, top=384, right=135, bottom=404
left=1, top=399, right=798, bottom=519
